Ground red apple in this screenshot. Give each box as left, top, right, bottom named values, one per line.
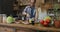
left=45, top=19, right=50, bottom=23
left=40, top=20, right=44, bottom=24
left=43, top=22, right=48, bottom=25
left=43, top=21, right=48, bottom=26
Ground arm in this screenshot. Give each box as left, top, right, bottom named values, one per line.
left=22, top=6, right=30, bottom=15
left=22, top=6, right=30, bottom=17
left=22, top=7, right=27, bottom=15
left=34, top=8, right=38, bottom=22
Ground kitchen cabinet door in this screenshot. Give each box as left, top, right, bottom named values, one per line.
left=17, top=0, right=30, bottom=5
left=45, top=0, right=58, bottom=4
left=0, top=27, right=14, bottom=32
left=35, top=0, right=45, bottom=7
left=16, top=28, right=35, bottom=32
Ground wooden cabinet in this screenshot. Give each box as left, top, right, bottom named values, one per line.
left=0, top=27, right=14, bottom=32
left=44, top=4, right=53, bottom=9
left=17, top=0, right=30, bottom=5
left=16, top=29, right=35, bottom=32
left=0, top=27, right=35, bottom=32
left=45, top=0, right=53, bottom=3
left=35, top=0, right=45, bottom=7
left=45, top=0, right=59, bottom=4
left=36, top=0, right=45, bottom=4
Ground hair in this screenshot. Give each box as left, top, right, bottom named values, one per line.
left=30, top=0, right=36, bottom=3
left=33, top=0, right=36, bottom=3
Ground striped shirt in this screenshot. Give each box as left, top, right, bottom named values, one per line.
left=23, top=6, right=36, bottom=18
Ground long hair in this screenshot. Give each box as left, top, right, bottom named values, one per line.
left=30, top=0, right=36, bottom=4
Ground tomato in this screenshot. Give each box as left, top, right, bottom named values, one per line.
left=46, top=20, right=50, bottom=23
left=43, top=21, right=49, bottom=26
left=40, top=20, right=44, bottom=24
left=44, top=19, right=50, bottom=23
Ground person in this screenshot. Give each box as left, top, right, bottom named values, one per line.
left=22, top=0, right=36, bottom=21
left=37, top=5, right=47, bottom=22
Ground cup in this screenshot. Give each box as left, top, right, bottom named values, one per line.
left=31, top=21, right=35, bottom=25
left=2, top=14, right=7, bottom=23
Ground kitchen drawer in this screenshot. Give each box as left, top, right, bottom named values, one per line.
left=0, top=27, right=14, bottom=32
left=16, top=28, right=35, bottom=32
left=17, top=30, right=35, bottom=32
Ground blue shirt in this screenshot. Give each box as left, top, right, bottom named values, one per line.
left=23, top=6, right=36, bottom=18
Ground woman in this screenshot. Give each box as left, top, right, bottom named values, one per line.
left=37, top=5, right=47, bottom=22
left=22, top=0, right=36, bottom=21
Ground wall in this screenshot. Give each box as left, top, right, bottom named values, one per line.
left=1, top=0, right=15, bottom=16
left=0, top=0, right=2, bottom=14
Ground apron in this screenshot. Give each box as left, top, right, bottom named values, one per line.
left=30, top=7, right=35, bottom=18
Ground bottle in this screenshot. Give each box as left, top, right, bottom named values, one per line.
left=29, top=18, right=32, bottom=24
left=22, top=16, right=24, bottom=21
left=22, top=15, right=26, bottom=21
left=31, top=18, right=35, bottom=25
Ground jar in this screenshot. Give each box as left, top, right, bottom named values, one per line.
left=54, top=20, right=60, bottom=28
left=2, top=14, right=7, bottom=23
left=0, top=14, right=3, bottom=23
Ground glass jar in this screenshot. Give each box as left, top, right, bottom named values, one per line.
left=54, top=19, right=60, bottom=28
left=0, top=14, right=3, bottom=23
left=2, top=14, right=7, bottom=23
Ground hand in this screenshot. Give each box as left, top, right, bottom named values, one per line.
left=26, top=13, right=30, bottom=17
left=22, top=12, right=26, bottom=15
left=30, top=18, right=36, bottom=20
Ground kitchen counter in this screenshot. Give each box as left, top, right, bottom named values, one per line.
left=0, top=22, right=60, bottom=32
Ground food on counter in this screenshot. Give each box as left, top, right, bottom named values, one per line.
left=40, top=20, right=48, bottom=26
left=44, top=19, right=50, bottom=23
left=7, top=16, right=14, bottom=24
left=29, top=19, right=32, bottom=23
left=40, top=16, right=51, bottom=26
left=29, top=18, right=35, bottom=25
left=15, top=21, right=20, bottom=24
left=29, top=18, right=34, bottom=23
left=40, top=20, right=44, bottom=24
left=44, top=16, right=51, bottom=21
left=40, top=20, right=49, bottom=26
left=43, top=21, right=49, bottom=26
left=22, top=21, right=29, bottom=25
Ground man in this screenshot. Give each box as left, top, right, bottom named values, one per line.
left=22, top=0, right=36, bottom=21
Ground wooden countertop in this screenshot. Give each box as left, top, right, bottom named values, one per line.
left=0, top=23, right=60, bottom=31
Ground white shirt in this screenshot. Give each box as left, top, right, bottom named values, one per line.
left=38, top=7, right=47, bottom=20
